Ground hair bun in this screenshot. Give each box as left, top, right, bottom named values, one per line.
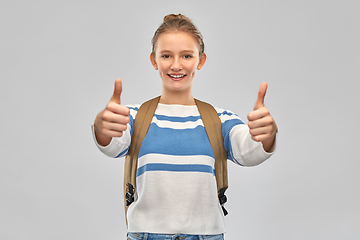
left=163, top=13, right=190, bottom=23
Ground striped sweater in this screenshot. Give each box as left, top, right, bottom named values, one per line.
left=92, top=103, right=274, bottom=235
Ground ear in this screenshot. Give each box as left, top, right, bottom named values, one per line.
left=150, top=52, right=158, bottom=70
left=197, top=53, right=207, bottom=70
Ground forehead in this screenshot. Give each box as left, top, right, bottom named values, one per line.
left=155, top=31, right=200, bottom=53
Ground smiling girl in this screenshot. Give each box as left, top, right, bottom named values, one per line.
left=93, top=14, right=277, bottom=240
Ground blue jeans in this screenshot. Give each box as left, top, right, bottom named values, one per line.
left=127, top=232, right=224, bottom=240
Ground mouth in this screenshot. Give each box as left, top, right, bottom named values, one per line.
left=167, top=74, right=186, bottom=80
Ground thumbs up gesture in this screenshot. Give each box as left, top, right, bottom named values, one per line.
left=94, top=79, right=130, bottom=146
left=247, top=82, right=278, bottom=152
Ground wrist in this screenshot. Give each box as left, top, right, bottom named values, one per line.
left=93, top=123, right=112, bottom=147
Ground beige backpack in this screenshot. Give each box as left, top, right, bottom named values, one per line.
left=123, top=96, right=228, bottom=224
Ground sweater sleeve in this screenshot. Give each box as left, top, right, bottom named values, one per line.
left=227, top=124, right=274, bottom=166
left=91, top=104, right=139, bottom=158
left=219, top=108, right=275, bottom=166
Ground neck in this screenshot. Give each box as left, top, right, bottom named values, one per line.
left=160, top=89, right=195, bottom=105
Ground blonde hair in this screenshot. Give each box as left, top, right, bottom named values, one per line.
left=151, top=14, right=205, bottom=56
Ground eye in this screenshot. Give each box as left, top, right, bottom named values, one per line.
left=183, top=54, right=193, bottom=59
left=161, top=54, right=171, bottom=59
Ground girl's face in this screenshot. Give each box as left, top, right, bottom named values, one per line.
left=150, top=31, right=206, bottom=95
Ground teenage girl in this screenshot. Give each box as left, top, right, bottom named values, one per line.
left=93, top=14, right=277, bottom=240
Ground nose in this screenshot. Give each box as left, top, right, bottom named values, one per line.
left=170, top=57, right=182, bottom=71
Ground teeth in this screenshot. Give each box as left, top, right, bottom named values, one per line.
left=169, top=74, right=185, bottom=78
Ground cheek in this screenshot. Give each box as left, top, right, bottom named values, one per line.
left=158, top=67, right=167, bottom=77
left=187, top=62, right=199, bottom=74
left=157, top=62, right=170, bottom=72
left=185, top=62, right=198, bottom=72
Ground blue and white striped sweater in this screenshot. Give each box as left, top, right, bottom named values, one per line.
left=118, top=105, right=244, bottom=163
left=93, top=103, right=273, bottom=234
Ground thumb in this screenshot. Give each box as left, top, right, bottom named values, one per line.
left=110, top=79, right=122, bottom=104
left=254, top=82, right=267, bottom=110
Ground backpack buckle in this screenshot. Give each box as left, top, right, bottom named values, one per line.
left=126, top=183, right=134, bottom=206
left=218, top=187, right=228, bottom=216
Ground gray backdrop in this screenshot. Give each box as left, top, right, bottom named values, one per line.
left=1, top=0, right=359, bottom=239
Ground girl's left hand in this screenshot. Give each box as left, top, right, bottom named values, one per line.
left=247, top=82, right=278, bottom=152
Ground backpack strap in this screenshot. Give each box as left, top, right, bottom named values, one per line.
left=195, top=99, right=228, bottom=216
left=123, top=96, right=160, bottom=224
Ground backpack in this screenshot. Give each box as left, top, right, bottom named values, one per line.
left=123, top=96, right=228, bottom=224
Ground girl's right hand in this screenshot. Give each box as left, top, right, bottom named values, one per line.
left=93, top=79, right=130, bottom=146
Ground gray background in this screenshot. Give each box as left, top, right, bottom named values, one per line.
left=1, top=0, right=359, bottom=239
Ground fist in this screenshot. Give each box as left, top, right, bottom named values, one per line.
left=94, top=79, right=130, bottom=145
left=247, top=82, right=277, bottom=149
